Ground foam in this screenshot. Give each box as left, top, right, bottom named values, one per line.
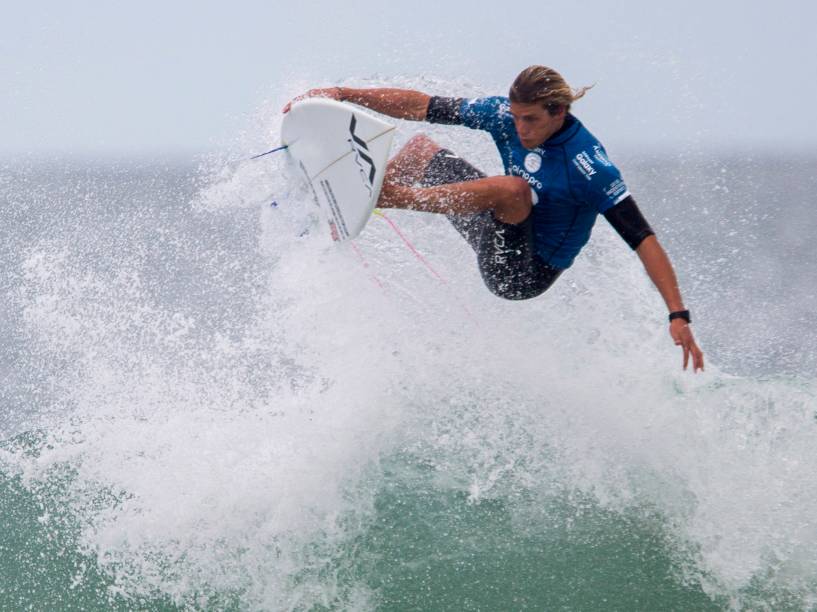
left=5, top=77, right=816, bottom=609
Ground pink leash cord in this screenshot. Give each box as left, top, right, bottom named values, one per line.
left=374, top=210, right=447, bottom=283
left=349, top=240, right=386, bottom=290
left=374, top=210, right=477, bottom=322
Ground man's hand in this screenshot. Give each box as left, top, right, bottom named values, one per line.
left=282, top=87, right=343, bottom=113
left=670, top=319, right=704, bottom=372
left=282, top=87, right=430, bottom=120
left=634, top=236, right=704, bottom=373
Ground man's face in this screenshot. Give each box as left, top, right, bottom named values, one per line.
left=509, top=101, right=566, bottom=149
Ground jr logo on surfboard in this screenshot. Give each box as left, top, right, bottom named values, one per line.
left=281, top=99, right=395, bottom=242
left=348, top=114, right=377, bottom=196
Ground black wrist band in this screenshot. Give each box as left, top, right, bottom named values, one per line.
left=669, top=310, right=691, bottom=324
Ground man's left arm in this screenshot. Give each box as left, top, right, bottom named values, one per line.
left=634, top=235, right=705, bottom=372
left=603, top=197, right=705, bottom=372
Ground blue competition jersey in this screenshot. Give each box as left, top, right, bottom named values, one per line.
left=458, top=96, right=630, bottom=268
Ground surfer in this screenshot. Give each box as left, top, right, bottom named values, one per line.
left=284, top=66, right=704, bottom=372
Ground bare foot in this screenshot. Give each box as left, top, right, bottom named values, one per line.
left=377, top=180, right=414, bottom=209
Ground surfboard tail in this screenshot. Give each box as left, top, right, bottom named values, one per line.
left=282, top=99, right=396, bottom=242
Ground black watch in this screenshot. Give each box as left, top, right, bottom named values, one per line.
left=668, top=310, right=691, bottom=324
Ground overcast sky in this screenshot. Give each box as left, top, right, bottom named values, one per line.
left=2, top=1, right=815, bottom=156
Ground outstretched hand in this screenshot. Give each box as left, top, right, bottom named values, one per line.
left=282, top=87, right=343, bottom=113
left=670, top=319, right=704, bottom=372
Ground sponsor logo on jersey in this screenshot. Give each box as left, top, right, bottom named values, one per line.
left=604, top=178, right=628, bottom=199
left=593, top=144, right=612, bottom=167
left=524, top=152, right=542, bottom=173
left=572, top=151, right=597, bottom=180
left=510, top=165, right=544, bottom=190
left=347, top=114, right=376, bottom=196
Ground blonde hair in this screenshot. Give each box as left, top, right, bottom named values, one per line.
left=509, top=66, right=593, bottom=115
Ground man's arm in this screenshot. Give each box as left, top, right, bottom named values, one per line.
left=635, top=235, right=705, bottom=372
left=283, top=87, right=431, bottom=120
left=603, top=197, right=704, bottom=372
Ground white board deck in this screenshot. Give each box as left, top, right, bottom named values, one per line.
left=281, top=99, right=396, bottom=242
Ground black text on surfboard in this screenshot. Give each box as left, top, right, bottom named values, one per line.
left=281, top=99, right=394, bottom=241
left=348, top=114, right=377, bottom=196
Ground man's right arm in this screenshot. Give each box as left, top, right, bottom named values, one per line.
left=283, top=87, right=431, bottom=120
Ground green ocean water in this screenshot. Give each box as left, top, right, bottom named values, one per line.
left=2, top=141, right=817, bottom=609
left=2, top=438, right=813, bottom=611
left=0, top=450, right=721, bottom=611
left=336, top=455, right=722, bottom=612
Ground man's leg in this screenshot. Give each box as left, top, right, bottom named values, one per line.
left=380, top=134, right=442, bottom=186
left=378, top=135, right=532, bottom=224
left=380, top=135, right=561, bottom=300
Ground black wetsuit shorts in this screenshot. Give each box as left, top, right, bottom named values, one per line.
left=420, top=149, right=562, bottom=300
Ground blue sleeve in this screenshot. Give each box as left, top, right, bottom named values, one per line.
left=459, top=97, right=509, bottom=135
left=570, top=145, right=631, bottom=213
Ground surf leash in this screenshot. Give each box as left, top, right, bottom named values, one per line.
left=219, top=144, right=290, bottom=171
left=373, top=210, right=446, bottom=283
left=349, top=241, right=386, bottom=290
left=250, top=144, right=288, bottom=160
left=373, top=209, right=477, bottom=322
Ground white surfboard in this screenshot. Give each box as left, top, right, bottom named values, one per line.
left=281, top=98, right=396, bottom=242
